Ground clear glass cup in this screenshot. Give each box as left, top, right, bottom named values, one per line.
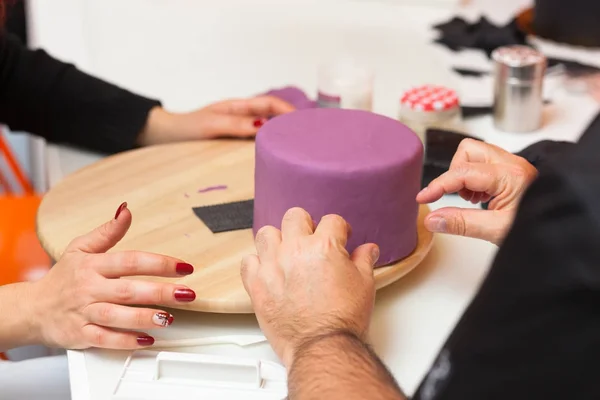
left=317, top=59, right=374, bottom=111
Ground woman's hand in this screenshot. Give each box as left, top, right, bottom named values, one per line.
left=417, top=139, right=538, bottom=245
left=29, top=202, right=197, bottom=350
left=137, top=95, right=295, bottom=146
left=241, top=208, right=379, bottom=369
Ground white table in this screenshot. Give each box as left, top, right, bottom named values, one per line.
left=27, top=0, right=600, bottom=398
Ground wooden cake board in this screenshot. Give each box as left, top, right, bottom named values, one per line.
left=37, top=140, right=434, bottom=314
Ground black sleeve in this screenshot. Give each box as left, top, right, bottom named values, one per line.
left=412, top=147, right=600, bottom=399
left=0, top=31, right=161, bottom=154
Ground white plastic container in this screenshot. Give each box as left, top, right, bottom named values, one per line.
left=112, top=350, right=288, bottom=400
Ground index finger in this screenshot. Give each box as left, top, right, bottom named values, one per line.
left=88, top=251, right=194, bottom=279
left=218, top=96, right=295, bottom=117
left=449, top=138, right=490, bottom=169
left=417, top=162, right=503, bottom=204
left=450, top=139, right=515, bottom=169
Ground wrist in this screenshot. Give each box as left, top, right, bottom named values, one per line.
left=137, top=106, right=178, bottom=147
left=21, top=281, right=43, bottom=346
left=287, top=329, right=363, bottom=369
left=0, top=282, right=42, bottom=350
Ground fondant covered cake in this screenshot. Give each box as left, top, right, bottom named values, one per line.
left=253, top=108, right=423, bottom=267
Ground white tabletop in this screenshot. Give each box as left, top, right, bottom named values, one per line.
left=27, top=0, right=600, bottom=398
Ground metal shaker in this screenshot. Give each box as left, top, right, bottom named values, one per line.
left=492, top=45, right=547, bottom=133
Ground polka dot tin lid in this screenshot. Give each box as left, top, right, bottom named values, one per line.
left=400, top=85, right=460, bottom=112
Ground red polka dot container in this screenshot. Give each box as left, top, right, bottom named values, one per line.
left=398, top=84, right=463, bottom=144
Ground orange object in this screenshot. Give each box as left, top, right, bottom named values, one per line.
left=0, top=130, right=51, bottom=288
left=0, top=195, right=52, bottom=286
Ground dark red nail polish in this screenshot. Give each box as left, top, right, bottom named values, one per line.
left=174, top=288, right=196, bottom=302
left=253, top=119, right=265, bottom=128
left=176, top=263, right=194, bottom=276
left=114, top=202, right=128, bottom=220
left=137, top=335, right=155, bottom=346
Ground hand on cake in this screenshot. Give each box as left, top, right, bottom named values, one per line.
left=137, top=95, right=295, bottom=146
left=416, top=139, right=538, bottom=245
left=27, top=203, right=196, bottom=350
left=240, top=207, right=379, bottom=369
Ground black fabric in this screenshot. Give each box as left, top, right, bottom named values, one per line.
left=193, top=200, right=254, bottom=233
left=515, top=139, right=576, bottom=169
left=547, top=57, right=600, bottom=77
left=433, top=16, right=527, bottom=57
left=5, top=1, right=27, bottom=45
left=412, top=124, right=600, bottom=399
left=434, top=15, right=600, bottom=79
left=534, top=0, right=600, bottom=47
left=452, top=67, right=488, bottom=77
left=0, top=30, right=161, bottom=154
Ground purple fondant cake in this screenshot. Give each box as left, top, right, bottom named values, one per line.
left=253, top=108, right=423, bottom=267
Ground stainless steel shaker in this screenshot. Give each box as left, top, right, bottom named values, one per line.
left=492, top=45, right=547, bottom=133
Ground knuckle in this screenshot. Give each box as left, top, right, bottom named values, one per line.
left=457, top=138, right=478, bottom=152
left=158, top=256, right=170, bottom=274
left=96, top=223, right=113, bottom=244
left=451, top=161, right=471, bottom=175
left=91, top=328, right=105, bottom=347
left=118, top=252, right=140, bottom=276
left=240, top=256, right=255, bottom=278
left=321, top=213, right=347, bottom=227
left=153, top=285, right=166, bottom=304
left=114, top=281, right=136, bottom=302
left=450, top=213, right=467, bottom=236
left=283, top=207, right=309, bottom=221
left=255, top=225, right=277, bottom=247
left=96, top=304, right=114, bottom=324
left=135, top=309, right=147, bottom=327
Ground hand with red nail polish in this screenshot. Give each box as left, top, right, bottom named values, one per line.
left=24, top=202, right=197, bottom=351
left=136, top=95, right=295, bottom=146
left=416, top=139, right=538, bottom=246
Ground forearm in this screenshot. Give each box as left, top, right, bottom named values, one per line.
left=0, top=31, right=160, bottom=154
left=288, top=331, right=406, bottom=400
left=0, top=282, right=39, bottom=351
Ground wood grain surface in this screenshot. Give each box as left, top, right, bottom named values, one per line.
left=37, top=140, right=434, bottom=313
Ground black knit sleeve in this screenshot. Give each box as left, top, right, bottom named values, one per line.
left=0, top=31, right=161, bottom=154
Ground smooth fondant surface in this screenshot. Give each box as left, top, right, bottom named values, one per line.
left=253, top=108, right=423, bottom=267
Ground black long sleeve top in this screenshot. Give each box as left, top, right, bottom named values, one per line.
left=412, top=113, right=600, bottom=399
left=0, top=31, right=161, bottom=154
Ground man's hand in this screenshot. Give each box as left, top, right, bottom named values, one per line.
left=240, top=207, right=379, bottom=369
left=417, top=139, right=538, bottom=245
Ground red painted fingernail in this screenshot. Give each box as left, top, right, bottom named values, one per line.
left=174, top=288, right=196, bottom=302
left=137, top=335, right=155, bottom=346
left=253, top=118, right=265, bottom=128
left=114, top=202, right=128, bottom=220
left=153, top=312, right=174, bottom=327
left=176, top=263, right=194, bottom=276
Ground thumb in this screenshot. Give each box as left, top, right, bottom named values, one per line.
left=350, top=243, right=380, bottom=276
left=66, top=202, right=132, bottom=253
left=424, top=207, right=509, bottom=245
